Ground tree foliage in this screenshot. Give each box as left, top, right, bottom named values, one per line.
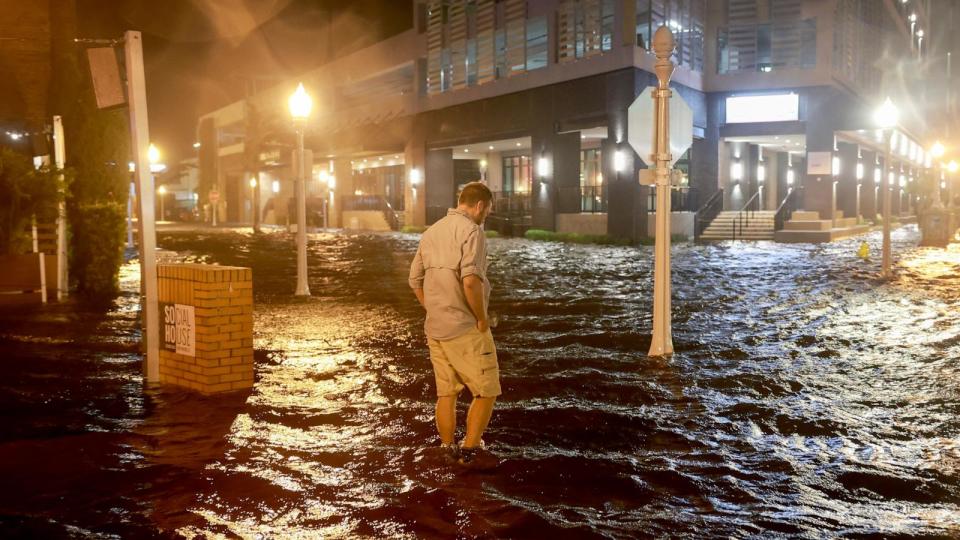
left=49, top=3, right=130, bottom=299
left=0, top=147, right=63, bottom=254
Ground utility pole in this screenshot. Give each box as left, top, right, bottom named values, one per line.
left=53, top=116, right=68, bottom=300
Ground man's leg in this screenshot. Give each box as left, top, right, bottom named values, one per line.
left=462, top=396, right=496, bottom=448
left=435, top=395, right=458, bottom=445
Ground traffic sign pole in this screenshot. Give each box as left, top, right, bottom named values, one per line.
left=649, top=27, right=676, bottom=357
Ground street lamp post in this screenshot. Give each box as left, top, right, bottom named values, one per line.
left=289, top=83, right=312, bottom=296
left=874, top=98, right=899, bottom=279
left=157, top=185, right=166, bottom=222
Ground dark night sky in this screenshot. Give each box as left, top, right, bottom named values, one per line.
left=76, top=0, right=411, bottom=166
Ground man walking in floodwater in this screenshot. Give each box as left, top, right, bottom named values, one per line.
left=409, top=181, right=500, bottom=468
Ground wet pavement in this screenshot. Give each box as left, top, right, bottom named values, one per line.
left=1, top=224, right=958, bottom=538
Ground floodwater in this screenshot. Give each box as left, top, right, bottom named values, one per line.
left=1, top=224, right=958, bottom=538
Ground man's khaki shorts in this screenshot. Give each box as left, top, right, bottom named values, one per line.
left=427, top=327, right=502, bottom=398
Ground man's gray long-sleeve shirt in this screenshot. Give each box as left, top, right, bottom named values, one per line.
left=409, top=209, right=490, bottom=341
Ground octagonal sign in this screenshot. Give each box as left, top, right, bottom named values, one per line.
left=627, top=87, right=693, bottom=168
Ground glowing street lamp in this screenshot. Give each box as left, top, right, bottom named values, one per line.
left=874, top=98, right=898, bottom=278
left=289, top=82, right=312, bottom=296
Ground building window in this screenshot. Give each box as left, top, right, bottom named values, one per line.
left=559, top=0, right=614, bottom=63
left=503, top=154, right=532, bottom=193
left=717, top=10, right=816, bottom=74
left=526, top=16, right=548, bottom=71
left=579, top=148, right=605, bottom=213
left=637, top=0, right=705, bottom=73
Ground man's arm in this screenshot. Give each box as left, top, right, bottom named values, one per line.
left=462, top=274, right=487, bottom=332
left=413, top=287, right=425, bottom=308
left=409, top=246, right=426, bottom=309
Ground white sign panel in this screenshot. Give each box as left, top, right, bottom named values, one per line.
left=725, top=93, right=799, bottom=124
left=628, top=87, right=694, bottom=167
left=161, top=302, right=195, bottom=357
left=807, top=151, right=832, bottom=175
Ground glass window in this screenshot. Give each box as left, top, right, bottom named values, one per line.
left=757, top=23, right=772, bottom=72
left=441, top=48, right=452, bottom=91
left=580, top=148, right=603, bottom=187
left=466, top=38, right=478, bottom=85
left=502, top=155, right=532, bottom=193
left=601, top=0, right=614, bottom=51
left=526, top=16, right=548, bottom=71
left=495, top=29, right=507, bottom=78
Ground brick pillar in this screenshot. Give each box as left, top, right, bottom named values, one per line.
left=157, top=264, right=254, bottom=394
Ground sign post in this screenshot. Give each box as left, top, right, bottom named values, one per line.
left=124, top=30, right=160, bottom=382
left=627, top=27, right=689, bottom=357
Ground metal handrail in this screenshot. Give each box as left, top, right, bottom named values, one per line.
left=733, top=191, right=761, bottom=241
left=774, top=187, right=800, bottom=231
left=694, top=189, right=724, bottom=242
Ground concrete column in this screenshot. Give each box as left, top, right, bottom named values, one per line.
left=332, top=158, right=352, bottom=228
left=604, top=136, right=644, bottom=240
left=891, top=163, right=902, bottom=215
left=486, top=151, right=504, bottom=192
left=763, top=151, right=780, bottom=210
left=803, top=112, right=836, bottom=220
left=530, top=133, right=556, bottom=231
left=404, top=139, right=427, bottom=227
left=860, top=150, right=878, bottom=222
left=836, top=142, right=859, bottom=222
left=746, top=144, right=760, bottom=209
left=426, top=148, right=454, bottom=225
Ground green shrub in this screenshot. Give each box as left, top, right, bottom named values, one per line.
left=401, top=225, right=427, bottom=234
left=484, top=230, right=499, bottom=238
left=69, top=202, right=126, bottom=299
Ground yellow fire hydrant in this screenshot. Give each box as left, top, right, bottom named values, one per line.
left=857, top=241, right=870, bottom=260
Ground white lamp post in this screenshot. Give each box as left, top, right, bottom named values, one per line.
left=874, top=98, right=899, bottom=278
left=157, top=185, right=166, bottom=222
left=289, top=82, right=312, bottom=296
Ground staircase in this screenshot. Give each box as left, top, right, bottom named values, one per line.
left=699, top=210, right=776, bottom=241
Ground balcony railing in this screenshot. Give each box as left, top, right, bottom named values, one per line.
left=647, top=187, right=698, bottom=213
left=492, top=191, right=532, bottom=216
left=717, top=19, right=816, bottom=74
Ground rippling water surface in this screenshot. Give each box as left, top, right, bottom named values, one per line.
left=1, top=225, right=958, bottom=538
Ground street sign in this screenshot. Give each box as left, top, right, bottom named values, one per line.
left=627, top=87, right=693, bottom=167
left=209, top=190, right=220, bottom=203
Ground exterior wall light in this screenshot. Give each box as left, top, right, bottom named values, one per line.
left=272, top=180, right=280, bottom=193
left=537, top=156, right=550, bottom=178
left=756, top=164, right=765, bottom=183
left=874, top=167, right=881, bottom=183
left=409, top=168, right=422, bottom=186
left=786, top=168, right=795, bottom=186
left=249, top=178, right=257, bottom=188
left=832, top=156, right=840, bottom=176
left=731, top=161, right=743, bottom=181
left=856, top=162, right=864, bottom=180
left=613, top=150, right=627, bottom=172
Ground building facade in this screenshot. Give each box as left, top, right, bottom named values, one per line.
left=194, top=0, right=940, bottom=241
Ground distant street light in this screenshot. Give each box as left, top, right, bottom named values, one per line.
left=874, top=98, right=899, bottom=278
left=289, top=83, right=312, bottom=296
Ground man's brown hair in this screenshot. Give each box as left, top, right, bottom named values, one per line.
left=458, top=181, right=493, bottom=206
